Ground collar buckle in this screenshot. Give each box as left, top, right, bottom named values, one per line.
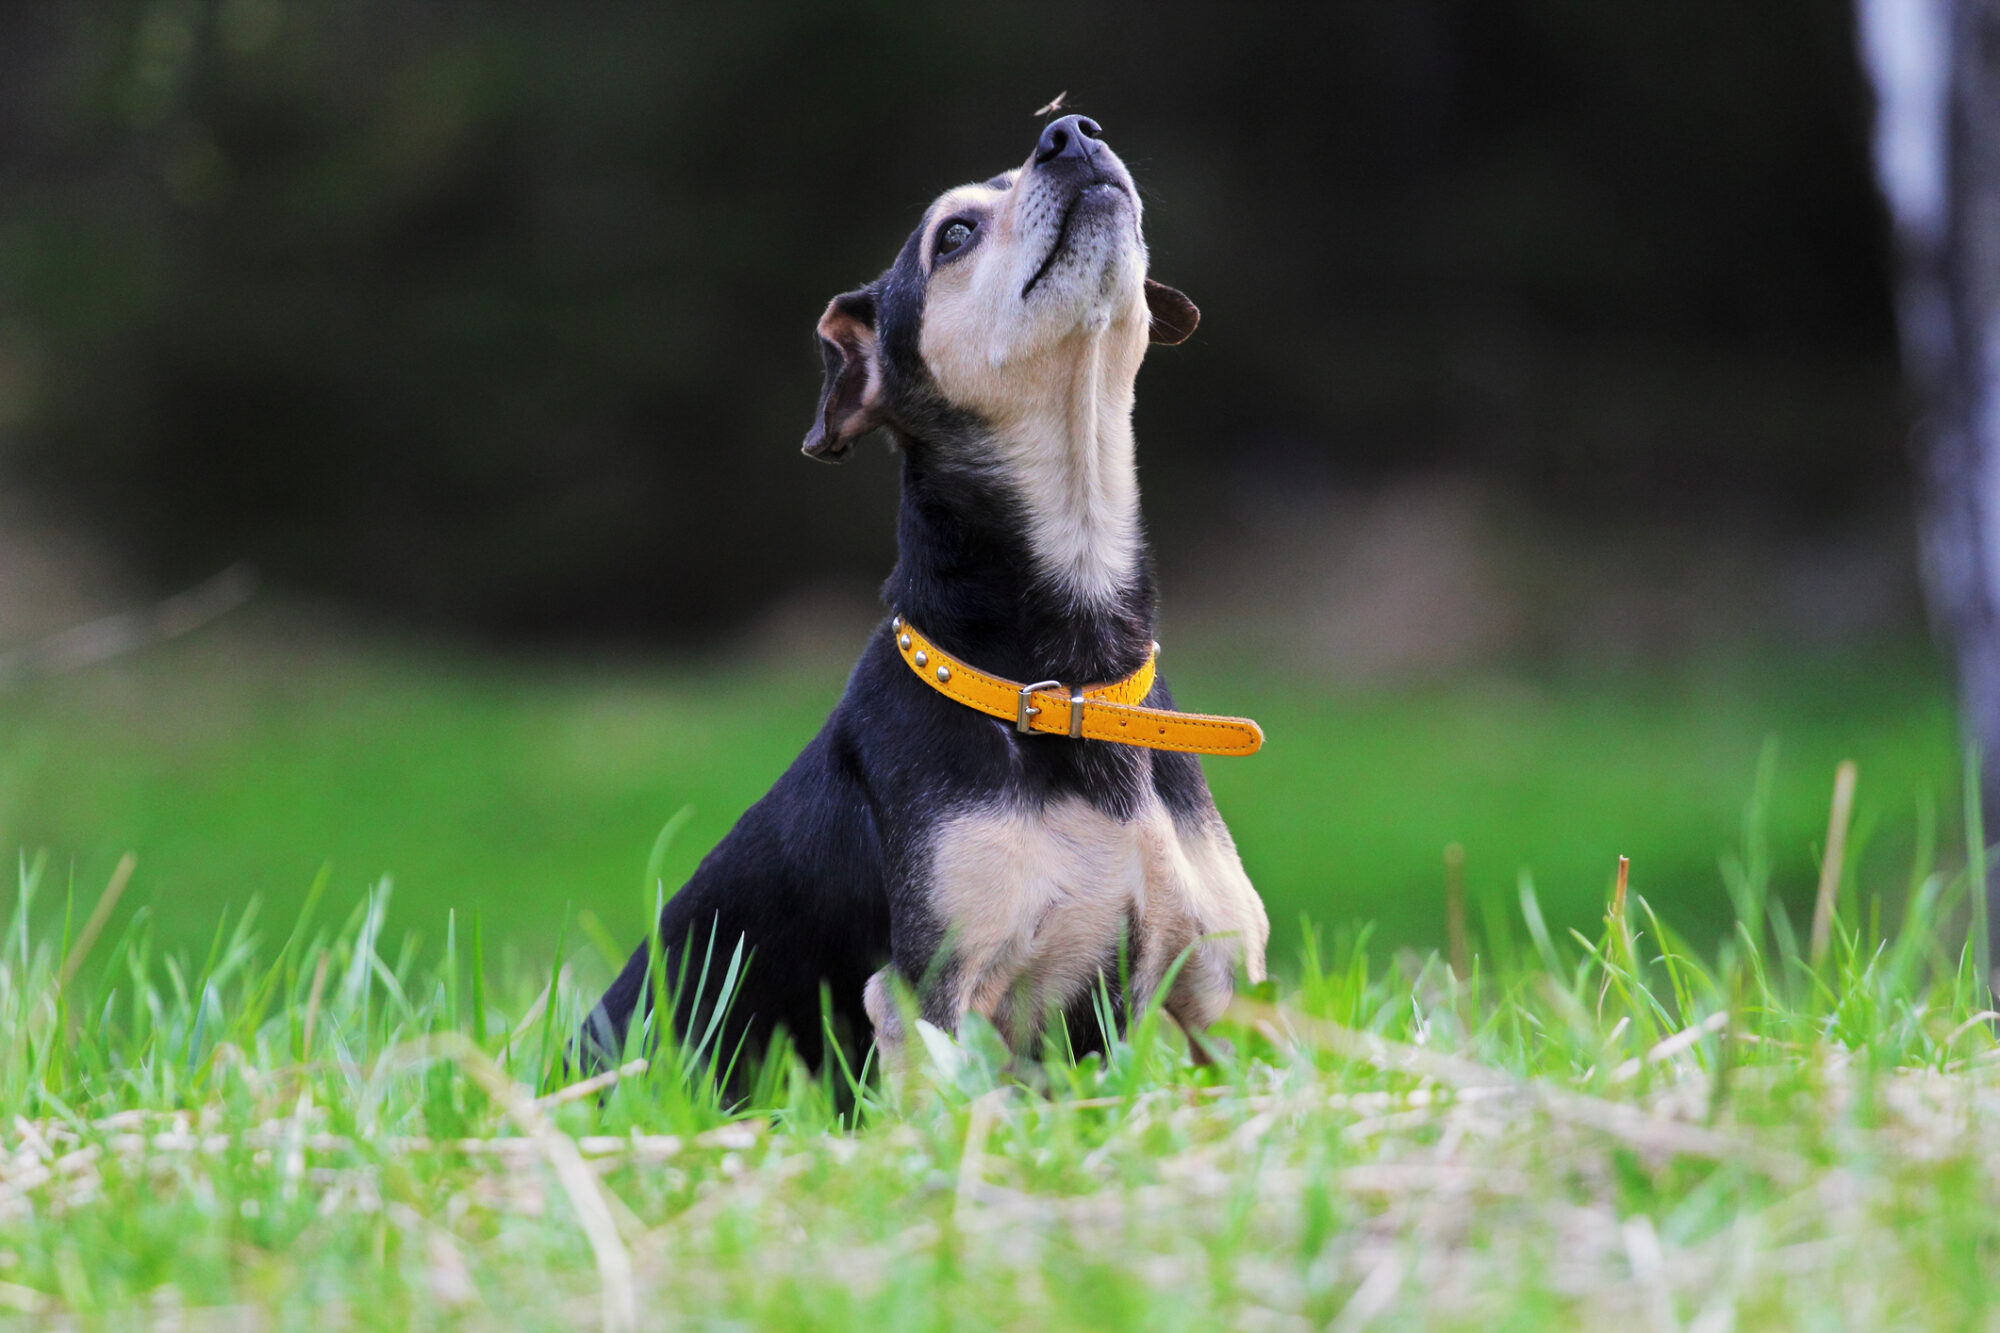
left=1016, top=679, right=1063, bottom=734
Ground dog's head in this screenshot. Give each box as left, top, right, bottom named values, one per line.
left=802, top=114, right=1198, bottom=463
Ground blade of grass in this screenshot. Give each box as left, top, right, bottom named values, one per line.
left=1444, top=843, right=1471, bottom=983
left=1518, top=872, right=1563, bottom=977
left=1811, top=761, right=1859, bottom=971
left=1965, top=745, right=1990, bottom=993
left=644, top=807, right=694, bottom=896
left=536, top=906, right=573, bottom=1086
left=54, top=853, right=135, bottom=995
left=470, top=913, right=489, bottom=1048
left=301, top=952, right=329, bottom=1060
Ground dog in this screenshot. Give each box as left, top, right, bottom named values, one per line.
left=583, top=114, right=1270, bottom=1077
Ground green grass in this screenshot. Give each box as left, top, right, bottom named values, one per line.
left=0, top=629, right=1959, bottom=973
left=1, top=720, right=1997, bottom=1329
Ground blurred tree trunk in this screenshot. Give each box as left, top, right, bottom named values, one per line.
left=1858, top=0, right=2000, bottom=976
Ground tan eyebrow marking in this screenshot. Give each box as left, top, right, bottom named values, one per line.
left=921, top=182, right=1005, bottom=274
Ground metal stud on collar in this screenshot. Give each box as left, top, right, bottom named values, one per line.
left=899, top=633, right=912, bottom=650
left=914, top=650, right=928, bottom=669
left=936, top=665, right=951, bottom=682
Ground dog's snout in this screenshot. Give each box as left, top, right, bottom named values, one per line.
left=1034, top=114, right=1103, bottom=166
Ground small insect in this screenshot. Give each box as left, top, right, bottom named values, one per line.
left=1033, top=91, right=1069, bottom=117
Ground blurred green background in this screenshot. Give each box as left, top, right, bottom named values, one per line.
left=0, top=626, right=1956, bottom=974
left=0, top=3, right=1958, bottom=975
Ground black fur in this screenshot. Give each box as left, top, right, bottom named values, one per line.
left=582, top=127, right=1221, bottom=1080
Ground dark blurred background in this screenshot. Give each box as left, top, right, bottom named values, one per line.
left=0, top=1, right=1911, bottom=649
left=0, top=2, right=1955, bottom=967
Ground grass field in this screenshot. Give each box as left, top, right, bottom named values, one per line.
left=0, top=626, right=1981, bottom=1327
left=0, top=704, right=1995, bottom=1328
left=0, top=627, right=1961, bottom=983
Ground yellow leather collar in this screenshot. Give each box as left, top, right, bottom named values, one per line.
left=891, top=615, right=1263, bottom=757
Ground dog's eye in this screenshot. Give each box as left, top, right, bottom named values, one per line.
left=936, top=220, right=975, bottom=258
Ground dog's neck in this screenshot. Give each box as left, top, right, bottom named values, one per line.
left=886, top=336, right=1155, bottom=686
left=993, top=329, right=1145, bottom=614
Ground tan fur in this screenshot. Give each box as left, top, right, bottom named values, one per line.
left=868, top=796, right=1267, bottom=1056
left=1130, top=807, right=1269, bottom=1030
left=915, top=168, right=1152, bottom=609
left=861, top=970, right=905, bottom=1067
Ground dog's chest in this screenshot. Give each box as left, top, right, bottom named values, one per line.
left=926, top=791, right=1264, bottom=1024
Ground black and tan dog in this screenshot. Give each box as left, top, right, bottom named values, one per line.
left=584, top=114, right=1269, bottom=1074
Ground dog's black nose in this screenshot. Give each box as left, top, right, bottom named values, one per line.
left=1035, top=114, right=1103, bottom=165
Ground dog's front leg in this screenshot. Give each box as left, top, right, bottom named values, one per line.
left=861, top=967, right=911, bottom=1070
left=864, top=953, right=1026, bottom=1070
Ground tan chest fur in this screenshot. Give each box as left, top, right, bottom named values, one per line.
left=923, top=794, right=1268, bottom=1044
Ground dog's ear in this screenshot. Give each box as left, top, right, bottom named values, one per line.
left=1144, top=278, right=1200, bottom=345
left=803, top=288, right=885, bottom=462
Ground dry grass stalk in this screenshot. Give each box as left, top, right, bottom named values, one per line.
left=1810, top=761, right=1859, bottom=970
left=508, top=975, right=561, bottom=1051
left=54, top=852, right=136, bottom=994
left=1611, top=854, right=1630, bottom=921
left=1330, top=1251, right=1405, bottom=1333
left=379, top=1035, right=636, bottom=1333
left=953, top=1090, right=1006, bottom=1228
left=533, top=1058, right=649, bottom=1111
left=1443, top=843, right=1472, bottom=982
left=1612, top=1011, right=1729, bottom=1083
left=301, top=953, right=329, bottom=1058
left=1229, top=998, right=1805, bottom=1178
